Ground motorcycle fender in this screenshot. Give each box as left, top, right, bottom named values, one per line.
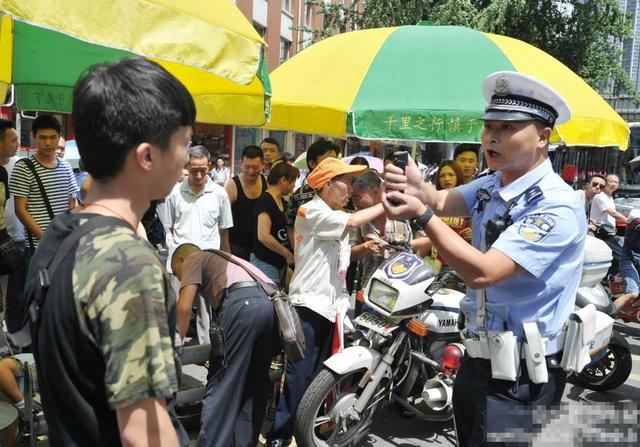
left=610, top=331, right=630, bottom=349
left=324, top=346, right=382, bottom=375
left=586, top=331, right=630, bottom=367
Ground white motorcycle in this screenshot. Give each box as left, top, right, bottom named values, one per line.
left=294, top=244, right=465, bottom=447
left=573, top=234, right=633, bottom=391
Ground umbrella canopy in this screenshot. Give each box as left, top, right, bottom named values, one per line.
left=265, top=25, right=628, bottom=149
left=294, top=151, right=308, bottom=170
left=0, top=0, right=270, bottom=125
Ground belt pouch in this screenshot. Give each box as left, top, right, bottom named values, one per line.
left=488, top=330, right=520, bottom=381
left=461, top=336, right=483, bottom=359
left=522, top=322, right=548, bottom=384
left=209, top=320, right=225, bottom=358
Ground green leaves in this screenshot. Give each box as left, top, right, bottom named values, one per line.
left=300, top=0, right=636, bottom=102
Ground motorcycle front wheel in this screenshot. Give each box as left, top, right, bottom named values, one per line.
left=573, top=344, right=632, bottom=391
left=294, top=368, right=383, bottom=447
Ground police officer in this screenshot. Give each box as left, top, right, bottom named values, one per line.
left=382, top=71, right=586, bottom=446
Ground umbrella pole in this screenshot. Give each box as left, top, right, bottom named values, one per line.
left=411, top=141, right=417, bottom=159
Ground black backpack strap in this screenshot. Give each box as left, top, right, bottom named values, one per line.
left=203, top=249, right=277, bottom=296
left=29, top=216, right=119, bottom=335
left=22, top=158, right=54, bottom=220
left=22, top=158, right=55, bottom=249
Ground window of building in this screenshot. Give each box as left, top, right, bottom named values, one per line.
left=305, top=3, right=313, bottom=26
left=280, top=39, right=291, bottom=64
left=253, top=23, right=266, bottom=39
left=282, top=0, right=291, bottom=13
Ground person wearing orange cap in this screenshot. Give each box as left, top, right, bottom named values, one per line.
left=266, top=157, right=385, bottom=447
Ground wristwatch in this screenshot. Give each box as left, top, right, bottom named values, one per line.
left=410, top=206, right=434, bottom=231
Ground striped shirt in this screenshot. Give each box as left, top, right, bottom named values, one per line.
left=9, top=156, right=78, bottom=248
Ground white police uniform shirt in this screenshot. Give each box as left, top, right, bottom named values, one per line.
left=456, top=159, right=586, bottom=354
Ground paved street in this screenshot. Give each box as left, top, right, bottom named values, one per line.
left=184, top=322, right=640, bottom=446
left=361, top=322, right=640, bottom=446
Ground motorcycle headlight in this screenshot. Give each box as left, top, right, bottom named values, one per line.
left=369, top=279, right=399, bottom=312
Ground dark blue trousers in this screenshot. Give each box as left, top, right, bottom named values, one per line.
left=267, top=307, right=334, bottom=441
left=452, top=355, right=566, bottom=447
left=197, top=286, right=280, bottom=447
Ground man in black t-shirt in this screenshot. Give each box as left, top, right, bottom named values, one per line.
left=225, top=146, right=267, bottom=260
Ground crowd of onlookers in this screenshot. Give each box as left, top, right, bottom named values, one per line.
left=2, top=108, right=640, bottom=446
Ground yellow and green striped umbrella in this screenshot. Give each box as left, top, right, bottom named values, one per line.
left=0, top=0, right=270, bottom=125
left=266, top=25, right=628, bottom=149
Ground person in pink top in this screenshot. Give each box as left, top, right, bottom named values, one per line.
left=171, top=243, right=280, bottom=447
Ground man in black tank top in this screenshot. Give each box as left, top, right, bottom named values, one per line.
left=225, top=145, right=267, bottom=260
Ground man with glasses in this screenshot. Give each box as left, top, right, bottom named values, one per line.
left=575, top=174, right=605, bottom=228
left=590, top=174, right=626, bottom=227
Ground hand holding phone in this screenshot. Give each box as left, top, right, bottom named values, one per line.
left=392, top=151, right=408, bottom=174
left=389, top=151, right=409, bottom=205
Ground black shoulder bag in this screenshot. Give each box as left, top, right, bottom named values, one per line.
left=22, top=158, right=55, bottom=251
left=204, top=249, right=306, bottom=361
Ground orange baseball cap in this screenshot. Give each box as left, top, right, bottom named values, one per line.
left=307, top=157, right=367, bottom=189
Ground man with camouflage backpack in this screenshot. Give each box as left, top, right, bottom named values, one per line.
left=21, top=58, right=194, bottom=447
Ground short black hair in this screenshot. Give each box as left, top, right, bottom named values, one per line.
left=72, top=58, right=196, bottom=181
left=241, top=145, right=264, bottom=161
left=31, top=114, right=61, bottom=136
left=590, top=174, right=606, bottom=183
left=0, top=119, right=15, bottom=140
left=306, top=138, right=339, bottom=171
left=453, top=143, right=479, bottom=160
left=261, top=137, right=280, bottom=149
left=349, top=156, right=369, bottom=168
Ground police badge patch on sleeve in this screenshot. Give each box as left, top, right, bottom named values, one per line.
left=518, top=214, right=556, bottom=242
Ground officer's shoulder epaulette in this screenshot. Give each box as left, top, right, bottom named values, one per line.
left=476, top=169, right=494, bottom=179
left=525, top=185, right=544, bottom=205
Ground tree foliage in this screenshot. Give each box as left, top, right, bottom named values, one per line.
left=295, top=0, right=635, bottom=100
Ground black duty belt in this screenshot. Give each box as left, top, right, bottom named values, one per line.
left=225, top=281, right=260, bottom=295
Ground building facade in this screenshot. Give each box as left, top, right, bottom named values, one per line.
left=229, top=0, right=359, bottom=173
left=604, top=0, right=640, bottom=121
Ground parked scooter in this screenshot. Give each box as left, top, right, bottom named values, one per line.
left=294, top=244, right=465, bottom=447
left=573, top=235, right=633, bottom=391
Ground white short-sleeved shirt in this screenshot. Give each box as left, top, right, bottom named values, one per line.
left=590, top=192, right=615, bottom=226
left=2, top=157, right=25, bottom=242
left=166, top=178, right=233, bottom=252
left=289, top=196, right=351, bottom=321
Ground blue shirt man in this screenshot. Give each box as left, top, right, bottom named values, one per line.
left=456, top=158, right=585, bottom=354
left=382, top=71, right=585, bottom=446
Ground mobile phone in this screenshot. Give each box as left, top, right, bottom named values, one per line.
left=392, top=151, right=408, bottom=174
left=389, top=151, right=408, bottom=205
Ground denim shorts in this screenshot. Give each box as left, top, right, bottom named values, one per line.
left=249, top=254, right=283, bottom=285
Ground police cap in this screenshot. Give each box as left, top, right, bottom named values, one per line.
left=481, top=71, right=571, bottom=127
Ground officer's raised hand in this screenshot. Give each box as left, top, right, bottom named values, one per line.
left=381, top=189, right=427, bottom=221
left=383, top=156, right=427, bottom=203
